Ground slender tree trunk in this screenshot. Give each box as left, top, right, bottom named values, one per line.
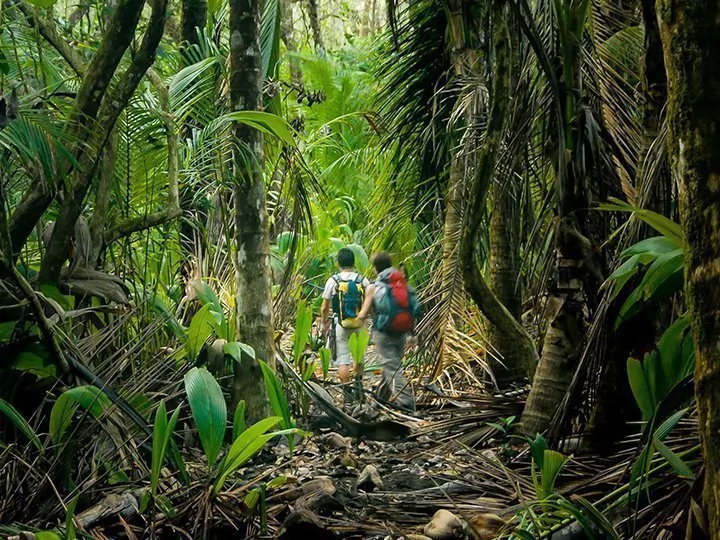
left=280, top=0, right=303, bottom=84
left=460, top=0, right=538, bottom=385
left=306, top=0, right=325, bottom=54
left=520, top=0, right=591, bottom=436
left=229, top=0, right=273, bottom=423
left=181, top=0, right=207, bottom=48
left=657, top=1, right=720, bottom=535
left=486, top=181, right=524, bottom=388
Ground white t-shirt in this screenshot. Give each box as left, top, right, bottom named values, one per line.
left=322, top=271, right=371, bottom=301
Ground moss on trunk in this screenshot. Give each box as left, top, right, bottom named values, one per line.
left=229, top=0, right=273, bottom=423
left=657, top=0, right=720, bottom=534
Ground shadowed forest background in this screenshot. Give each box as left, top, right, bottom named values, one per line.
left=1, top=0, right=720, bottom=538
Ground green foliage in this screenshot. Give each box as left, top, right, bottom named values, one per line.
left=151, top=401, right=182, bottom=497
left=292, top=301, right=313, bottom=365
left=187, top=305, right=221, bottom=360
left=258, top=360, right=296, bottom=451
left=529, top=434, right=569, bottom=500
left=184, top=368, right=227, bottom=467
left=0, top=398, right=42, bottom=450
left=233, top=400, right=246, bottom=441
left=50, top=386, right=112, bottom=446
left=319, top=347, right=332, bottom=380
left=348, top=328, right=370, bottom=366
left=627, top=316, right=695, bottom=421
left=213, top=416, right=288, bottom=493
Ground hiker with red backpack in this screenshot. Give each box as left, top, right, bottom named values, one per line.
left=358, top=252, right=420, bottom=412
left=319, top=248, right=371, bottom=390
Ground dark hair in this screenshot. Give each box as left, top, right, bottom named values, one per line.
left=337, top=247, right=355, bottom=268
left=372, top=252, right=392, bottom=273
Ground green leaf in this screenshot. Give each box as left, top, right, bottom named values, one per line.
left=348, top=329, right=370, bottom=366
left=654, top=407, right=688, bottom=441
left=319, top=347, right=331, bottom=380
left=12, top=343, right=57, bottom=378
left=214, top=416, right=283, bottom=492
left=66, top=493, right=80, bottom=539
left=209, top=111, right=295, bottom=146
left=513, top=529, right=538, bottom=540
left=653, top=438, right=694, bottom=481
left=151, top=401, right=181, bottom=496
left=657, top=316, right=691, bottom=389
left=0, top=398, right=42, bottom=450
left=293, top=301, right=313, bottom=364
left=620, top=236, right=678, bottom=259
left=34, top=533, right=62, bottom=540
left=529, top=433, right=548, bottom=470
left=187, top=304, right=218, bottom=359
left=540, top=449, right=568, bottom=499
left=50, top=386, right=112, bottom=445
left=259, top=360, right=293, bottom=431
left=40, top=284, right=71, bottom=310
left=224, top=341, right=256, bottom=363
left=184, top=367, right=227, bottom=467
left=192, top=280, right=223, bottom=313
left=572, top=495, right=621, bottom=540
left=25, top=0, right=58, bottom=8
left=627, top=357, right=654, bottom=420
left=233, top=400, right=246, bottom=441
left=0, top=321, right=17, bottom=342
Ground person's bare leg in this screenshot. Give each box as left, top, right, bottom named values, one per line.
left=338, top=364, right=351, bottom=384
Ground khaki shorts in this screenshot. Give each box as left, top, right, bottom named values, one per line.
left=331, top=323, right=365, bottom=366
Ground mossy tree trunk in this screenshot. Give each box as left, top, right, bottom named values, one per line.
left=459, top=0, right=538, bottom=386
left=657, top=0, right=720, bottom=534
left=486, top=180, right=524, bottom=388
left=229, top=0, right=273, bottom=423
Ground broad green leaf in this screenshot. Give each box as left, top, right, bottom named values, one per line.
left=184, top=368, right=226, bottom=467
left=214, top=416, right=283, bottom=492
left=224, top=341, right=256, bottom=363
left=39, top=284, right=72, bottom=310
left=627, top=358, right=654, bottom=420
left=151, top=401, right=180, bottom=496
left=529, top=433, right=548, bottom=470
left=209, top=111, right=295, bottom=145
left=319, top=347, right=331, bottom=380
left=187, top=304, right=218, bottom=359
left=540, top=449, right=568, bottom=499
left=620, top=236, right=678, bottom=259
left=34, top=533, right=62, bottom=540
left=259, top=360, right=293, bottom=431
left=348, top=329, right=370, bottom=366
left=658, top=317, right=691, bottom=389
left=293, top=301, right=313, bottom=364
left=346, top=243, right=370, bottom=271
left=50, top=386, right=112, bottom=445
left=0, top=398, right=42, bottom=450
left=149, top=294, right=186, bottom=342
left=0, top=321, right=16, bottom=342
left=192, top=280, right=223, bottom=313
left=604, top=254, right=640, bottom=297
left=653, top=438, right=694, bottom=481
left=598, top=198, right=683, bottom=246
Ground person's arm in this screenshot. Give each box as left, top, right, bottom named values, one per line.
left=358, top=284, right=375, bottom=319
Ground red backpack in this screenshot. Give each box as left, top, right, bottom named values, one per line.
left=376, top=269, right=416, bottom=333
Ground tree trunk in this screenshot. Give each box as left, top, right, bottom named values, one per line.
left=486, top=181, right=524, bottom=388
left=520, top=0, right=591, bottom=436
left=306, top=0, right=325, bottom=54
left=460, top=0, right=538, bottom=386
left=657, top=0, right=720, bottom=535
left=229, top=0, right=273, bottom=424
left=38, top=0, right=169, bottom=285
left=181, top=0, right=207, bottom=48
left=280, top=0, right=303, bottom=84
